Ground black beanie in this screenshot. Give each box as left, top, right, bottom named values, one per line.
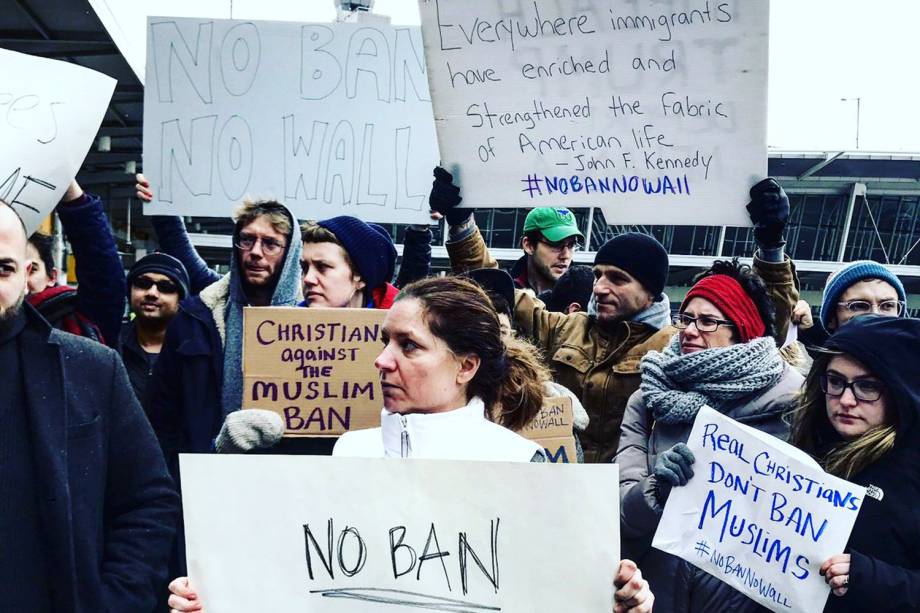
left=127, top=252, right=190, bottom=299
left=317, top=216, right=397, bottom=291
left=594, top=232, right=668, bottom=298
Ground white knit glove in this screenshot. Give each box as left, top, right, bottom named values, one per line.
left=215, top=409, right=285, bottom=453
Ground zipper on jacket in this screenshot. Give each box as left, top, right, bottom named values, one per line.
left=400, top=415, right=410, bottom=458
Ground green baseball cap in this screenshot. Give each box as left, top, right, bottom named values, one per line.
left=523, top=207, right=584, bottom=243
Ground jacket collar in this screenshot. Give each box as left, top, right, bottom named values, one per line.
left=379, top=397, right=539, bottom=461
left=198, top=274, right=231, bottom=346
left=19, top=303, right=78, bottom=611
left=510, top=254, right=530, bottom=290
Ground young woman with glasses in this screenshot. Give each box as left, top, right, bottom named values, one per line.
left=789, top=315, right=920, bottom=612
left=616, top=258, right=805, bottom=611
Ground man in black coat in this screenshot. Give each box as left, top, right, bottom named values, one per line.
left=0, top=201, right=179, bottom=612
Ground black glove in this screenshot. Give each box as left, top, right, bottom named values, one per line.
left=746, top=178, right=789, bottom=249
left=653, top=442, right=696, bottom=487
left=429, top=166, right=470, bottom=226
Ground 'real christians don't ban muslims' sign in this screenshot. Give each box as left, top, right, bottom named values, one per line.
left=653, top=406, right=866, bottom=613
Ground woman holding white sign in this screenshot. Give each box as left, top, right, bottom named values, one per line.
left=168, top=276, right=655, bottom=612
left=790, top=315, right=920, bottom=612
left=616, top=258, right=804, bottom=611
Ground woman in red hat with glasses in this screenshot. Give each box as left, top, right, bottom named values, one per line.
left=616, top=258, right=805, bottom=612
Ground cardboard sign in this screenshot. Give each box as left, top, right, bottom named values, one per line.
left=521, top=395, right=573, bottom=438
left=0, top=49, right=115, bottom=233
left=181, top=454, right=620, bottom=612
left=142, top=17, right=439, bottom=224
left=518, top=395, right=578, bottom=463
left=243, top=307, right=386, bottom=437
left=653, top=407, right=866, bottom=613
left=534, top=436, right=579, bottom=464
left=417, top=0, right=768, bottom=226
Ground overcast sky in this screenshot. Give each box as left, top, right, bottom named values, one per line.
left=89, top=0, right=920, bottom=153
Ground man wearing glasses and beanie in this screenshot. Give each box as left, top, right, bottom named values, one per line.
left=119, top=252, right=190, bottom=413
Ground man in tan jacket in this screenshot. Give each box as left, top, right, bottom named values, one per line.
left=436, top=177, right=799, bottom=463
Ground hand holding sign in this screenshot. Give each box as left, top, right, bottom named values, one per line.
left=167, top=577, right=203, bottom=612
left=613, top=559, right=655, bottom=613
left=819, top=554, right=851, bottom=598
left=215, top=409, right=284, bottom=454
left=654, top=442, right=696, bottom=487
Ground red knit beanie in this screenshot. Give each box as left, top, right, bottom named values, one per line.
left=680, top=275, right=766, bottom=343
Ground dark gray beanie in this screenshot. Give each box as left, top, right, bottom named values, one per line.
left=127, top=252, right=190, bottom=298
left=594, top=232, right=668, bottom=298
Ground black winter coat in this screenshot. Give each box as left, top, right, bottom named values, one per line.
left=828, top=443, right=920, bottom=612
left=816, top=316, right=920, bottom=612
left=11, top=304, right=178, bottom=612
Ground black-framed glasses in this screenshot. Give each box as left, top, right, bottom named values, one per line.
left=537, top=237, right=581, bottom=253
left=235, top=234, right=286, bottom=255
left=132, top=276, right=179, bottom=294
left=820, top=372, right=884, bottom=402
left=837, top=299, right=905, bottom=316
left=673, top=313, right=735, bottom=333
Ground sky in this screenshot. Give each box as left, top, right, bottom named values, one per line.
left=88, top=0, right=920, bottom=153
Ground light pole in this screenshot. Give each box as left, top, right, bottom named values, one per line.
left=840, top=97, right=861, bottom=149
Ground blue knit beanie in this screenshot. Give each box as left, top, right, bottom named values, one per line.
left=317, top=216, right=397, bottom=290
left=820, top=260, right=907, bottom=331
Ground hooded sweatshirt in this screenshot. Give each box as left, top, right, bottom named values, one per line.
left=219, top=206, right=303, bottom=416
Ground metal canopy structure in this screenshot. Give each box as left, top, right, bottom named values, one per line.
left=2, top=0, right=141, bottom=198
left=3, top=1, right=919, bottom=303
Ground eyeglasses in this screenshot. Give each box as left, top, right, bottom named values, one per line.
left=820, top=372, right=884, bottom=402
left=132, top=276, right=179, bottom=294
left=538, top=237, right=581, bottom=253
left=673, top=313, right=735, bottom=333
left=235, top=234, right=287, bottom=256
left=837, top=299, right=905, bottom=316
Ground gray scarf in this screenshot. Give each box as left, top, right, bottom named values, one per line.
left=587, top=292, right=671, bottom=330
left=640, top=334, right=784, bottom=425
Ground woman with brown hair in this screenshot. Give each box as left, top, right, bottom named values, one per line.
left=789, top=315, right=920, bottom=612
left=333, top=275, right=550, bottom=459
left=168, top=276, right=655, bottom=613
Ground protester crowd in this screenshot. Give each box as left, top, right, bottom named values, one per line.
left=0, top=164, right=917, bottom=613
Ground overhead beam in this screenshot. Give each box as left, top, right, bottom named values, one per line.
left=0, top=39, right=117, bottom=56
left=97, top=125, right=142, bottom=137
left=797, top=151, right=845, bottom=180
left=83, top=151, right=141, bottom=165
left=12, top=0, right=51, bottom=40
left=76, top=170, right=137, bottom=185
